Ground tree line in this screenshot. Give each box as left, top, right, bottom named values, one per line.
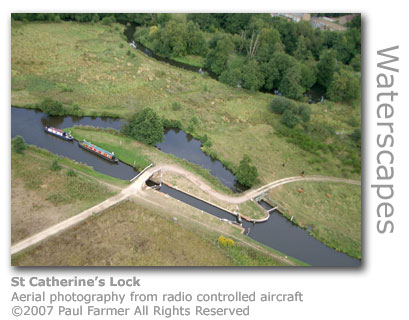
left=134, top=13, right=361, bottom=103
left=13, top=13, right=361, bottom=103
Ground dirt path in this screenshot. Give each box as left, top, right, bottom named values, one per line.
left=154, top=164, right=361, bottom=204
left=11, top=163, right=359, bottom=256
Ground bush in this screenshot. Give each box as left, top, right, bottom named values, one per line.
left=298, top=104, right=312, bottom=123
left=161, top=118, right=182, bottom=129
left=66, top=169, right=77, bottom=177
left=218, top=235, right=235, bottom=247
left=235, top=155, right=258, bottom=188
left=101, top=16, right=116, bottom=25
left=281, top=109, right=299, bottom=128
left=39, top=98, right=67, bottom=116
left=50, top=159, right=62, bottom=171
left=12, top=136, right=26, bottom=154
left=270, top=96, right=296, bottom=114
left=122, top=108, right=164, bottom=145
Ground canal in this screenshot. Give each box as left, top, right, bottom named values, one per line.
left=11, top=106, right=360, bottom=266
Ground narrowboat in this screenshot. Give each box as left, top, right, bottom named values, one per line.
left=44, top=126, right=73, bottom=141
left=78, top=139, right=119, bottom=163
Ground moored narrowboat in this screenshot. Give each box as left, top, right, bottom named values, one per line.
left=44, top=126, right=73, bottom=141
left=78, top=139, right=119, bottom=163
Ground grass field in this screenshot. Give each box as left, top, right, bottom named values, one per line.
left=11, top=21, right=361, bottom=260
left=266, top=181, right=361, bottom=258
left=11, top=200, right=301, bottom=266
left=11, top=21, right=361, bottom=185
left=11, top=144, right=118, bottom=244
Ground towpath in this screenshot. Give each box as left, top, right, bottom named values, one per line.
left=152, top=164, right=361, bottom=204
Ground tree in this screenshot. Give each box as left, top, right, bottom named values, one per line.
left=263, top=51, right=293, bottom=90
left=278, top=65, right=304, bottom=101
left=241, top=59, right=264, bottom=91
left=12, top=136, right=26, bottom=154
left=350, top=54, right=361, bottom=72
left=122, top=108, right=164, bottom=145
left=185, top=21, right=208, bottom=56
left=300, top=61, right=317, bottom=91
left=317, top=49, right=337, bottom=89
left=151, top=20, right=188, bottom=57
left=235, top=155, right=258, bottom=188
left=205, top=35, right=234, bottom=75
left=327, top=68, right=360, bottom=103
left=255, top=28, right=283, bottom=63
left=220, top=66, right=242, bottom=87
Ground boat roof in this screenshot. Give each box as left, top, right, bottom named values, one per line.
left=81, top=140, right=114, bottom=156
left=47, top=126, right=64, bottom=133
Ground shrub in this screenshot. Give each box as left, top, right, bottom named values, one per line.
left=161, top=118, right=182, bottom=129
left=218, top=235, right=235, bottom=247
left=281, top=109, right=299, bottom=128
left=270, top=96, right=296, bottom=114
left=66, top=169, right=77, bottom=177
left=298, top=104, right=312, bottom=123
left=101, top=16, right=116, bottom=25
left=39, top=98, right=67, bottom=116
left=12, top=136, right=26, bottom=154
left=235, top=155, right=258, bottom=188
left=122, top=108, right=164, bottom=145
left=50, top=159, right=62, bottom=171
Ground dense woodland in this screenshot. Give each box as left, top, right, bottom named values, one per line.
left=13, top=13, right=361, bottom=103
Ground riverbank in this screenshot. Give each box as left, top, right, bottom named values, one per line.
left=266, top=182, right=361, bottom=259
left=67, top=126, right=234, bottom=194
left=11, top=142, right=120, bottom=244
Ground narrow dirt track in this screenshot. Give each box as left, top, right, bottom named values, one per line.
left=154, top=164, right=361, bottom=204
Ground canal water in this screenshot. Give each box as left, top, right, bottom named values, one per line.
left=11, top=106, right=359, bottom=266
left=11, top=107, right=238, bottom=190
left=157, top=128, right=242, bottom=192
left=157, top=184, right=360, bottom=267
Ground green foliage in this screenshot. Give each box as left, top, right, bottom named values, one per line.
left=12, top=136, right=27, bottom=154
left=298, top=104, right=312, bottom=123
left=101, top=16, right=116, bottom=26
left=327, top=68, right=360, bottom=103
left=205, top=34, right=234, bottom=75
left=122, top=108, right=164, bottom=145
left=278, top=65, right=304, bottom=100
left=270, top=96, right=296, bottom=114
left=350, top=128, right=361, bottom=146
left=235, top=155, right=258, bottom=187
left=66, top=169, right=78, bottom=177
left=220, top=66, right=242, bottom=87
left=37, top=98, right=67, bottom=116
left=281, top=109, right=299, bottom=128
left=350, top=54, right=361, bottom=72
left=241, top=59, right=264, bottom=91
left=317, top=49, right=337, bottom=89
left=255, top=28, right=283, bottom=63
left=50, top=159, right=62, bottom=171
left=171, top=101, right=182, bottom=111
